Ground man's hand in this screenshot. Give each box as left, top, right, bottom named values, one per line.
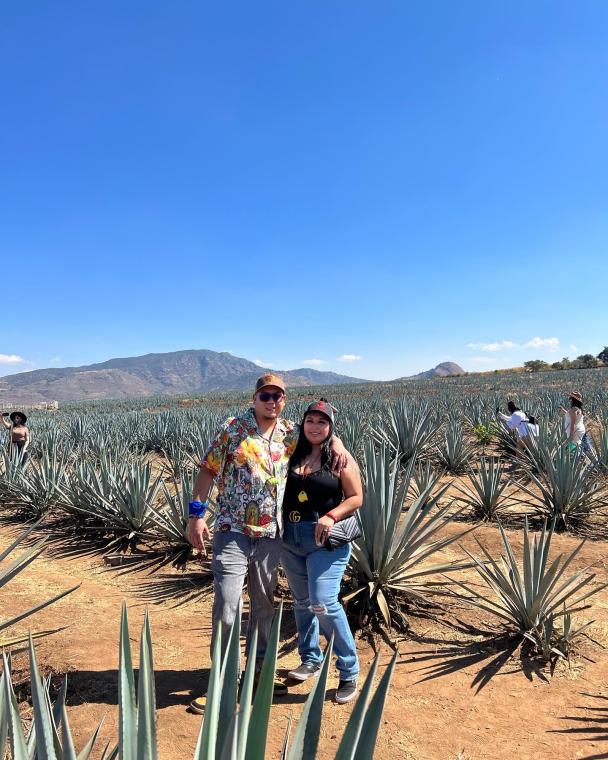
left=330, top=437, right=349, bottom=475
left=187, top=517, right=211, bottom=552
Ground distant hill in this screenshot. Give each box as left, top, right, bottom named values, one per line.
left=0, top=350, right=365, bottom=404
left=397, top=362, right=465, bottom=382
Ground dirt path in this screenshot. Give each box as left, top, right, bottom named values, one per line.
left=3, top=521, right=608, bottom=760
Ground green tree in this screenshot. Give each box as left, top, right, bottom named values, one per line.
left=574, top=354, right=599, bottom=369
left=597, top=346, right=608, bottom=365
left=524, top=359, right=550, bottom=372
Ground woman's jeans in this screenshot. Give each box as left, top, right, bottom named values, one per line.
left=281, top=521, right=359, bottom=681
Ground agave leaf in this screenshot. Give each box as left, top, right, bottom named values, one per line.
left=118, top=602, right=137, bottom=760
left=333, top=656, right=379, bottom=760
left=136, top=610, right=157, bottom=760
left=286, top=635, right=333, bottom=760
left=0, top=585, right=79, bottom=636
left=349, top=652, right=397, bottom=760
left=3, top=653, right=29, bottom=760
left=244, top=602, right=283, bottom=760
left=194, top=624, right=223, bottom=760
left=217, top=606, right=242, bottom=758
left=28, top=635, right=57, bottom=760
left=236, top=626, right=258, bottom=760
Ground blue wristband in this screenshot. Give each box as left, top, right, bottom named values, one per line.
left=189, top=500, right=208, bottom=518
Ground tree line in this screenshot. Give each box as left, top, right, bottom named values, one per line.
left=524, top=346, right=608, bottom=373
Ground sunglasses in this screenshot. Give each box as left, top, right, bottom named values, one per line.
left=258, top=391, right=283, bottom=402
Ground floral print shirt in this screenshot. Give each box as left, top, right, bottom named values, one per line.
left=201, top=408, right=299, bottom=538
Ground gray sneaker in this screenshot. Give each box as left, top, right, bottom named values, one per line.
left=287, top=662, right=322, bottom=681
left=335, top=679, right=358, bottom=704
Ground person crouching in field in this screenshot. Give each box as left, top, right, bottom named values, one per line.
left=186, top=375, right=347, bottom=713
left=281, top=400, right=363, bottom=704
left=1, top=411, right=30, bottom=463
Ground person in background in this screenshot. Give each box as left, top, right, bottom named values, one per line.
left=520, top=414, right=539, bottom=444
left=560, top=391, right=586, bottom=453
left=496, top=400, right=528, bottom=435
left=281, top=400, right=363, bottom=704
left=1, top=411, right=30, bottom=462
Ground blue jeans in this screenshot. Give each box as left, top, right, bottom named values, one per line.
left=281, top=521, right=359, bottom=681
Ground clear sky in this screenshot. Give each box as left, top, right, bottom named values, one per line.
left=2, top=2, right=607, bottom=381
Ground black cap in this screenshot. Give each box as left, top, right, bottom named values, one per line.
left=304, top=399, right=336, bottom=424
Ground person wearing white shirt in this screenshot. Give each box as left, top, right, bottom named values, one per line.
left=496, top=401, right=528, bottom=436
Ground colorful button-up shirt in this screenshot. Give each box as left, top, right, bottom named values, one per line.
left=201, top=408, right=299, bottom=538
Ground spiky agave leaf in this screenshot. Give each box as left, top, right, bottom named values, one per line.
left=115, top=602, right=158, bottom=760
left=450, top=518, right=608, bottom=645
left=436, top=424, right=475, bottom=474
left=285, top=635, right=334, bottom=760
left=371, top=398, right=438, bottom=463
left=0, top=522, right=78, bottom=648
left=453, top=457, right=512, bottom=521
left=348, top=442, right=474, bottom=628
left=514, top=446, right=607, bottom=529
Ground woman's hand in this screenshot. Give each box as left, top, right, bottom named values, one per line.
left=315, top=514, right=335, bottom=546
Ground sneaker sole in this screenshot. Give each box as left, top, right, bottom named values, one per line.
left=189, top=703, right=206, bottom=715
left=287, top=671, right=318, bottom=682
left=335, top=691, right=358, bottom=704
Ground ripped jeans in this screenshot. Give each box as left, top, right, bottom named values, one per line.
left=281, top=520, right=359, bottom=681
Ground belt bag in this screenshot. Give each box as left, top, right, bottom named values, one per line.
left=326, top=514, right=362, bottom=550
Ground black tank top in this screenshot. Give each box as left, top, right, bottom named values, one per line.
left=283, top=468, right=343, bottom=519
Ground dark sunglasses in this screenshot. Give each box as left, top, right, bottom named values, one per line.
left=258, top=391, right=283, bottom=402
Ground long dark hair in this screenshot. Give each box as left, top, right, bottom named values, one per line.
left=289, top=413, right=333, bottom=472
left=570, top=397, right=583, bottom=410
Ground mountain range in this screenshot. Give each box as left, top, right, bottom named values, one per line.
left=0, top=350, right=465, bottom=404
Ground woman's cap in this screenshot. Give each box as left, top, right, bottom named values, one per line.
left=568, top=391, right=583, bottom=403
left=255, top=374, right=286, bottom=393
left=9, top=411, right=27, bottom=423
left=305, top=399, right=336, bottom=424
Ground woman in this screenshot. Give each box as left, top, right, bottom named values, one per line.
left=560, top=391, right=586, bottom=453
left=281, top=399, right=363, bottom=704
left=0, top=411, right=30, bottom=461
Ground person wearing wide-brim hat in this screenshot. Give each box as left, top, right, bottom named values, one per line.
left=0, top=410, right=30, bottom=461
left=559, top=391, right=586, bottom=452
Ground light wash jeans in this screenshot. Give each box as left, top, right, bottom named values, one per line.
left=281, top=520, right=359, bottom=681
left=211, top=530, right=282, bottom=664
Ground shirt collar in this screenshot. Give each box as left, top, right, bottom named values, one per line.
left=244, top=407, right=289, bottom=436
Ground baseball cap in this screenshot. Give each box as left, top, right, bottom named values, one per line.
left=304, top=399, right=336, bottom=424
left=255, top=374, right=286, bottom=394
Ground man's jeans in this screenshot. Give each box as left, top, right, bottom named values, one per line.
left=281, top=521, right=359, bottom=681
left=211, top=530, right=282, bottom=664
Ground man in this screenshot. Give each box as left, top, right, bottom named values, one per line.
left=187, top=374, right=346, bottom=713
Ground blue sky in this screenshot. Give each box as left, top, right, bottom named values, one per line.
left=2, top=2, right=607, bottom=381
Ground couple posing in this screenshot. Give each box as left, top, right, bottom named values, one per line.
left=187, top=374, right=362, bottom=711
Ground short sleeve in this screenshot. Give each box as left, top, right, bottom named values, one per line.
left=201, top=417, right=235, bottom=476
left=283, top=422, right=300, bottom=457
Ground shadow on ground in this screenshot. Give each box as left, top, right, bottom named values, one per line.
left=552, top=693, right=608, bottom=760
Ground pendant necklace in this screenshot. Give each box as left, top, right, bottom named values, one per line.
left=298, top=454, right=319, bottom=503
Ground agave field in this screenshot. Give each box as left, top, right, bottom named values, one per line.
left=2, top=366, right=608, bottom=758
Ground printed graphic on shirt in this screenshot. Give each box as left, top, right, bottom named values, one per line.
left=202, top=408, right=299, bottom=537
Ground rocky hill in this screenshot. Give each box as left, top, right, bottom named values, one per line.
left=0, top=350, right=365, bottom=404
left=393, top=362, right=465, bottom=382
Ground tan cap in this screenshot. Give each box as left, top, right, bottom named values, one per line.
left=255, top=374, right=286, bottom=393
left=568, top=391, right=583, bottom=403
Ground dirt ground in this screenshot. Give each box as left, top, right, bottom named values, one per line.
left=3, top=517, right=608, bottom=760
